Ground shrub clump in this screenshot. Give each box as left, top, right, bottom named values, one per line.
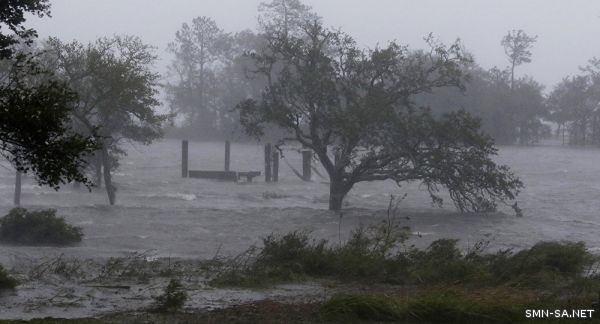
left=486, top=241, right=593, bottom=287
left=153, top=278, right=187, bottom=313
left=0, top=264, right=17, bottom=290
left=0, top=208, right=83, bottom=245
left=212, top=226, right=597, bottom=290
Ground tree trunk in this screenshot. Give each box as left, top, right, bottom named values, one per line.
left=328, top=176, right=348, bottom=212
left=94, top=153, right=103, bottom=188
left=101, top=147, right=116, bottom=205
left=519, top=121, right=528, bottom=145
left=14, top=171, right=21, bottom=206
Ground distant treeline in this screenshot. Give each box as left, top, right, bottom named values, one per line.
left=162, top=1, right=600, bottom=146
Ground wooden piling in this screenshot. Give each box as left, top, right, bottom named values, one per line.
left=14, top=171, right=21, bottom=206
left=182, top=140, right=189, bottom=178
left=265, top=143, right=272, bottom=182
left=225, top=141, right=231, bottom=172
left=302, top=150, right=312, bottom=181
left=272, top=151, right=279, bottom=182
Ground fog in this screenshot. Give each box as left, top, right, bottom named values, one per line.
left=3, top=0, right=600, bottom=321
left=29, top=0, right=600, bottom=89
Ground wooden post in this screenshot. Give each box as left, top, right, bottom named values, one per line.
left=224, top=141, right=231, bottom=172
left=272, top=151, right=279, bottom=182
left=182, top=140, right=189, bottom=178
left=302, top=150, right=312, bottom=182
left=264, top=143, right=272, bottom=182
left=14, top=171, right=21, bottom=206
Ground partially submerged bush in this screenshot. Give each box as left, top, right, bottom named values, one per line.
left=153, top=278, right=187, bottom=313
left=488, top=241, right=594, bottom=287
left=212, top=226, right=597, bottom=291
left=0, top=208, right=83, bottom=245
left=0, top=264, right=17, bottom=290
left=212, top=220, right=411, bottom=287
left=212, top=198, right=414, bottom=287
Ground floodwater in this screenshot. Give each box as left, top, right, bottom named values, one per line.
left=1, top=139, right=600, bottom=319
left=1, top=139, right=600, bottom=263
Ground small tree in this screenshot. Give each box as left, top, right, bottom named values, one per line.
left=501, top=30, right=539, bottom=145
left=239, top=23, right=522, bottom=212
left=501, top=29, right=537, bottom=90
left=258, top=0, right=320, bottom=38
left=46, top=36, right=165, bottom=204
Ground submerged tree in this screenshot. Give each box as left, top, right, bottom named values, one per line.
left=239, top=22, right=522, bottom=212
left=46, top=36, right=166, bottom=204
left=0, top=0, right=97, bottom=188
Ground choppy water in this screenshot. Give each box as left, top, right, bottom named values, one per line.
left=1, top=139, right=600, bottom=263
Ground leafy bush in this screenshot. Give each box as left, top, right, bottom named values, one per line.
left=212, top=217, right=410, bottom=285
left=153, top=278, right=187, bottom=312
left=212, top=227, right=597, bottom=291
left=209, top=194, right=596, bottom=290
left=0, top=264, right=17, bottom=290
left=488, top=241, right=594, bottom=287
left=0, top=208, right=83, bottom=245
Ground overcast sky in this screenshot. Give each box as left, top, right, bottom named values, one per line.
left=27, top=0, right=600, bottom=91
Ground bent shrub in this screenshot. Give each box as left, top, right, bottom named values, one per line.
left=0, top=264, right=17, bottom=290
left=0, top=208, right=83, bottom=245
left=153, top=278, right=187, bottom=312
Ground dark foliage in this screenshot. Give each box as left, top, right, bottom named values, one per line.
left=1, top=56, right=98, bottom=188
left=0, top=0, right=50, bottom=59
left=0, top=208, right=83, bottom=245
left=0, top=0, right=98, bottom=188
left=0, top=264, right=17, bottom=290
left=212, top=227, right=596, bottom=290
left=153, top=278, right=187, bottom=313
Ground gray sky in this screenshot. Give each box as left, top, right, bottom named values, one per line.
left=28, top=0, right=600, bottom=90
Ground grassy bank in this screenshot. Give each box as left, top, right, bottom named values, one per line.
left=3, top=221, right=600, bottom=323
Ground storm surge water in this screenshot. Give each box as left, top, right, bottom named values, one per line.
left=0, top=139, right=599, bottom=262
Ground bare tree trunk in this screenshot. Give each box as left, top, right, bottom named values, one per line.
left=328, top=176, right=348, bottom=211
left=94, top=153, right=103, bottom=188
left=101, top=147, right=116, bottom=205
left=14, top=171, right=21, bottom=206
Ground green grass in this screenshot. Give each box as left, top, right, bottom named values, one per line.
left=321, top=289, right=600, bottom=323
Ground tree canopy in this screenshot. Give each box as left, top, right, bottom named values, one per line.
left=238, top=22, right=523, bottom=212
left=45, top=36, right=165, bottom=204
left=0, top=0, right=97, bottom=188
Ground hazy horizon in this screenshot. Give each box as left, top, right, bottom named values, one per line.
left=26, top=0, right=600, bottom=91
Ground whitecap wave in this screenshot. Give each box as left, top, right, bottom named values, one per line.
left=137, top=192, right=197, bottom=201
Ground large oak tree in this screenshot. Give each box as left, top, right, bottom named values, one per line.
left=239, top=22, right=522, bottom=212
